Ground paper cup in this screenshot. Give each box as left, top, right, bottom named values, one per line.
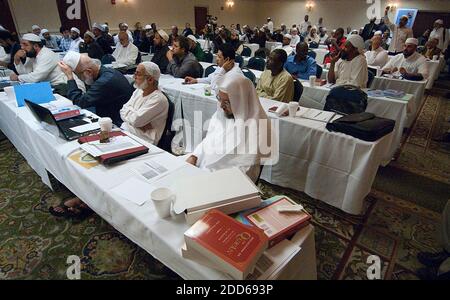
left=309, top=75, right=317, bottom=87
left=151, top=188, right=175, bottom=219
left=289, top=102, right=299, bottom=117
left=376, top=68, right=383, bottom=77
left=99, top=118, right=113, bottom=132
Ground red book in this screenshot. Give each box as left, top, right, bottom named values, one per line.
left=244, top=197, right=311, bottom=248
left=184, top=209, right=268, bottom=280
left=78, top=131, right=149, bottom=165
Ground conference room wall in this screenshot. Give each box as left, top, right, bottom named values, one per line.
left=9, top=0, right=62, bottom=35
left=255, top=0, right=450, bottom=32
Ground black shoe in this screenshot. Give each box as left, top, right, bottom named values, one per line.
left=417, top=267, right=439, bottom=280
left=417, top=251, right=450, bottom=268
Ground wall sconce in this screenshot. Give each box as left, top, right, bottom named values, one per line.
left=226, top=0, right=235, bottom=9
left=305, top=1, right=314, bottom=12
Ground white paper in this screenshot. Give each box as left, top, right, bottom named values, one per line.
left=111, top=177, right=154, bottom=206
left=80, top=135, right=143, bottom=157
left=71, top=122, right=101, bottom=134
left=297, top=108, right=335, bottom=123
left=134, top=156, right=186, bottom=184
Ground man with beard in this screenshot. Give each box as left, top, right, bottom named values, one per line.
left=59, top=26, right=72, bottom=52
left=280, top=34, right=294, bottom=56
left=113, top=23, right=134, bottom=46
left=324, top=27, right=347, bottom=64
left=382, top=38, right=429, bottom=80
left=361, top=17, right=378, bottom=41
left=182, top=23, right=194, bottom=37
left=187, top=35, right=205, bottom=62
left=0, top=30, right=21, bottom=72
left=429, top=19, right=449, bottom=52
left=112, top=31, right=139, bottom=67
left=151, top=30, right=170, bottom=74
left=92, top=23, right=113, bottom=54
left=139, top=24, right=154, bottom=53
left=79, top=31, right=104, bottom=60
left=168, top=25, right=179, bottom=46
left=384, top=7, right=413, bottom=55
left=41, top=29, right=59, bottom=50
left=328, top=34, right=368, bottom=88
left=59, top=51, right=134, bottom=126
left=166, top=36, right=203, bottom=78
left=68, top=27, right=83, bottom=52
left=120, top=62, right=169, bottom=145
left=365, top=35, right=389, bottom=68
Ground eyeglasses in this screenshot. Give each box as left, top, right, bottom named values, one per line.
left=216, top=95, right=231, bottom=108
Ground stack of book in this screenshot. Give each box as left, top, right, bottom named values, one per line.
left=172, top=168, right=262, bottom=225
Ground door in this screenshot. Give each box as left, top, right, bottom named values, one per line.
left=194, top=6, right=208, bottom=35
left=0, top=0, right=17, bottom=34
left=413, top=11, right=450, bottom=37
left=55, top=0, right=90, bottom=34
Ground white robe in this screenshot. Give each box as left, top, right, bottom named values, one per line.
left=113, top=31, right=134, bottom=46
left=197, top=63, right=244, bottom=91
left=429, top=27, right=449, bottom=51
left=0, top=46, right=9, bottom=63
left=112, top=43, right=139, bottom=67
left=383, top=52, right=429, bottom=79
left=365, top=47, right=389, bottom=68
left=69, top=37, right=84, bottom=53
left=120, top=89, right=169, bottom=145
left=290, top=35, right=301, bottom=47
left=334, top=54, right=369, bottom=89
left=384, top=15, right=413, bottom=53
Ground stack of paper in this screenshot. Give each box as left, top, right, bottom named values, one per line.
left=297, top=108, right=336, bottom=123
left=80, top=135, right=143, bottom=158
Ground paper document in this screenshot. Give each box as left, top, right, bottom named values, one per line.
left=297, top=108, right=336, bottom=123
left=111, top=177, right=154, bottom=206
left=134, top=155, right=186, bottom=184
left=71, top=123, right=101, bottom=134
left=80, top=135, right=143, bottom=157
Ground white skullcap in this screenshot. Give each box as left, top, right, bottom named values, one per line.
left=71, top=27, right=80, bottom=34
left=435, top=19, right=444, bottom=25
left=63, top=51, right=81, bottom=70
left=405, top=38, right=418, bottom=46
left=22, top=33, right=42, bottom=43
left=141, top=62, right=160, bottom=81
left=41, top=29, right=49, bottom=34
left=374, top=30, right=383, bottom=36
left=347, top=34, right=365, bottom=52
left=92, top=23, right=105, bottom=32
left=32, top=25, right=41, bottom=30
left=284, top=34, right=292, bottom=40
left=187, top=35, right=197, bottom=43
left=157, top=29, right=169, bottom=42
left=144, top=24, right=152, bottom=30
left=84, top=31, right=95, bottom=39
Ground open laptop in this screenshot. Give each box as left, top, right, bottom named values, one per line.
left=25, top=99, right=97, bottom=141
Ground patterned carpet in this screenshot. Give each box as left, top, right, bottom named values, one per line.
left=0, top=90, right=449, bottom=280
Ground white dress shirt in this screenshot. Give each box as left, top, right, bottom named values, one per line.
left=198, top=63, right=244, bottom=91
left=365, top=47, right=389, bottom=68
left=383, top=52, right=429, bottom=79
left=282, top=45, right=294, bottom=56
left=384, top=15, right=413, bottom=53
left=120, top=89, right=169, bottom=145
left=334, top=54, right=369, bottom=88
left=112, top=43, right=139, bottom=67
left=429, top=27, right=449, bottom=51
left=69, top=37, right=84, bottom=52
left=267, top=21, right=274, bottom=34
left=299, top=21, right=311, bottom=35
left=114, top=31, right=134, bottom=45
left=290, top=35, right=301, bottom=47
left=0, top=46, right=9, bottom=63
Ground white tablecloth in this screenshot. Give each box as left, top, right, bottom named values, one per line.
left=266, top=42, right=282, bottom=52
left=0, top=91, right=316, bottom=280
left=425, top=57, right=445, bottom=89
left=197, top=39, right=213, bottom=51
left=158, top=77, right=393, bottom=215
left=244, top=43, right=260, bottom=57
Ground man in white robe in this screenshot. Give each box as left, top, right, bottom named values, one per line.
left=290, top=28, right=301, bottom=47
left=429, top=19, right=449, bottom=52
left=382, top=38, right=429, bottom=80
left=365, top=35, right=389, bottom=68
left=120, top=62, right=169, bottom=145
left=328, top=34, right=368, bottom=88
left=383, top=7, right=413, bottom=54
left=113, top=23, right=134, bottom=45
left=69, top=27, right=83, bottom=53
left=186, top=75, right=275, bottom=182
left=112, top=31, right=139, bottom=67
left=281, top=34, right=294, bottom=56
left=184, top=43, right=244, bottom=91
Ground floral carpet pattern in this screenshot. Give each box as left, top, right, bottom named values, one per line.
left=0, top=90, right=448, bottom=280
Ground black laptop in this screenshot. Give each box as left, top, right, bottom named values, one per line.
left=25, top=99, right=95, bottom=141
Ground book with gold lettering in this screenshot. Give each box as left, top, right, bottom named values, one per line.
left=184, top=209, right=268, bottom=280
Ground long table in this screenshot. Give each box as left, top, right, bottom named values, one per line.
left=159, top=75, right=393, bottom=215
left=0, top=91, right=317, bottom=280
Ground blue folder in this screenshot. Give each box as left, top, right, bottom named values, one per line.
left=14, top=82, right=55, bottom=107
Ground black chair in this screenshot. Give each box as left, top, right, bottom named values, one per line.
left=308, top=50, right=317, bottom=59
left=293, top=79, right=304, bottom=102
left=235, top=55, right=244, bottom=68
left=201, top=51, right=213, bottom=63
left=157, top=97, right=176, bottom=153
left=316, top=64, right=323, bottom=78
left=247, top=57, right=266, bottom=71
left=241, top=68, right=256, bottom=85
left=367, top=69, right=375, bottom=88
left=324, top=85, right=368, bottom=115
left=205, top=64, right=218, bottom=77
left=255, top=48, right=269, bottom=59
left=309, top=42, right=319, bottom=49
left=241, top=46, right=252, bottom=57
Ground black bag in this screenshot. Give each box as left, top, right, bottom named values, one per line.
left=324, top=85, right=368, bottom=115
left=326, top=112, right=395, bottom=142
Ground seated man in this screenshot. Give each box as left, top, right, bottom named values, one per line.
left=152, top=30, right=170, bottom=74
left=69, top=27, right=83, bottom=53
left=257, top=49, right=294, bottom=103
left=92, top=23, right=113, bottom=55
left=59, top=52, right=134, bottom=125
left=184, top=43, right=244, bottom=91
left=186, top=74, right=274, bottom=182
left=328, top=34, right=368, bottom=88
left=382, top=38, right=429, bottom=80
left=421, top=38, right=441, bottom=60
left=59, top=27, right=72, bottom=52
left=187, top=35, right=204, bottom=62
left=290, top=28, right=301, bottom=47
left=112, top=31, right=139, bottom=67
left=41, top=29, right=59, bottom=50
left=120, top=62, right=169, bottom=145
left=284, top=42, right=317, bottom=80
left=365, top=35, right=389, bottom=67
left=0, top=30, right=21, bottom=72
left=281, top=34, right=294, bottom=56
left=166, top=36, right=203, bottom=78
left=79, top=31, right=104, bottom=60
left=9, top=33, right=82, bottom=95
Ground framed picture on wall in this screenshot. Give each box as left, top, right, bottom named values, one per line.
left=394, top=8, right=419, bottom=28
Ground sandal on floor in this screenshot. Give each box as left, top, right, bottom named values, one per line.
left=49, top=204, right=71, bottom=218
left=67, top=205, right=94, bottom=220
